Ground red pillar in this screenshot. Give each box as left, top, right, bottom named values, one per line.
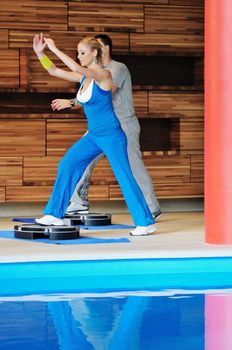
left=205, top=0, right=232, bottom=244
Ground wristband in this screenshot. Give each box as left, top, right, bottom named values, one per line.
left=70, top=99, right=75, bottom=109
left=39, top=55, right=53, bottom=70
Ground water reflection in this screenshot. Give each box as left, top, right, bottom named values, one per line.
left=205, top=294, right=232, bottom=350
left=0, top=291, right=231, bottom=349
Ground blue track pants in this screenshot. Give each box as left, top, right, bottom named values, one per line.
left=44, top=128, right=154, bottom=226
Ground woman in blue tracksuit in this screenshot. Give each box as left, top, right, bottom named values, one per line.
left=33, top=33, right=156, bottom=236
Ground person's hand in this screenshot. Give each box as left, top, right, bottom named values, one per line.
left=44, top=38, right=57, bottom=53
left=51, top=99, right=72, bottom=111
left=33, top=33, right=46, bottom=55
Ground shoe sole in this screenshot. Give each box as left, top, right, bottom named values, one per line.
left=129, top=228, right=157, bottom=236
left=35, top=220, right=64, bottom=226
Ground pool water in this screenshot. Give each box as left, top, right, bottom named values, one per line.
left=0, top=257, right=232, bottom=349
left=0, top=290, right=231, bottom=350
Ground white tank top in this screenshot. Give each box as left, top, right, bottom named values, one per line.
left=76, top=78, right=94, bottom=103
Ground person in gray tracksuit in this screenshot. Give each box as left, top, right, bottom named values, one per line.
left=66, top=34, right=161, bottom=218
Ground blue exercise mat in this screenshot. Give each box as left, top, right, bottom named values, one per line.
left=12, top=218, right=135, bottom=230
left=0, top=231, right=130, bottom=245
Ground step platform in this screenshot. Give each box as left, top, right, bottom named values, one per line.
left=64, top=213, right=111, bottom=226
left=14, top=224, right=80, bottom=240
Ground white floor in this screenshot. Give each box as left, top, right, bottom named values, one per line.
left=0, top=212, right=232, bottom=263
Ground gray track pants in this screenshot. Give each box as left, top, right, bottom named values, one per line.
left=70, top=117, right=160, bottom=214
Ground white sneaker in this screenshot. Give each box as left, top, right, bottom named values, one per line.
left=66, top=202, right=89, bottom=215
left=35, top=215, right=64, bottom=226
left=130, top=224, right=157, bottom=236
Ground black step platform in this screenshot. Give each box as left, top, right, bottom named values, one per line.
left=14, top=224, right=80, bottom=240
left=64, top=213, right=111, bottom=226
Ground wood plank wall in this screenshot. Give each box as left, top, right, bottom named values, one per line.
left=0, top=0, right=204, bottom=203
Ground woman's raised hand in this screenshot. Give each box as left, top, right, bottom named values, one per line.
left=33, top=33, right=47, bottom=55
left=44, top=38, right=57, bottom=53
left=33, top=33, right=57, bottom=55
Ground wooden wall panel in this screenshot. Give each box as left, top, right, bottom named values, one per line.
left=6, top=186, right=52, bottom=202
left=145, top=5, right=203, bottom=34
left=143, top=155, right=190, bottom=183
left=130, top=33, right=204, bottom=54
left=19, top=49, right=29, bottom=90
left=133, top=91, right=148, bottom=114
left=10, top=30, right=50, bottom=49
left=23, top=153, right=192, bottom=188
left=10, top=30, right=130, bottom=54
left=29, top=51, right=77, bottom=92
left=23, top=156, right=60, bottom=186
left=6, top=183, right=109, bottom=201
left=0, top=120, right=45, bottom=156
left=180, top=118, right=204, bottom=154
left=155, top=182, right=204, bottom=198
left=149, top=92, right=204, bottom=118
left=168, top=118, right=204, bottom=155
left=169, top=0, right=204, bottom=6
left=191, top=154, right=204, bottom=183
left=0, top=50, right=19, bottom=88
left=89, top=185, right=109, bottom=200
left=109, top=185, right=123, bottom=200
left=47, top=119, right=88, bottom=156
left=0, top=187, right=5, bottom=202
left=109, top=182, right=204, bottom=199
left=0, top=1, right=67, bottom=30
left=0, top=157, right=22, bottom=186
left=24, top=156, right=111, bottom=199
left=91, top=154, right=192, bottom=185
left=0, top=30, right=8, bottom=49
left=83, top=0, right=168, bottom=3
left=68, top=3, right=144, bottom=32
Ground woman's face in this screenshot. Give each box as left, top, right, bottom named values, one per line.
left=77, top=42, right=96, bottom=67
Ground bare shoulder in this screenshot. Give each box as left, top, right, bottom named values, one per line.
left=93, top=67, right=111, bottom=81
left=102, top=68, right=112, bottom=78
left=99, top=68, right=112, bottom=84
